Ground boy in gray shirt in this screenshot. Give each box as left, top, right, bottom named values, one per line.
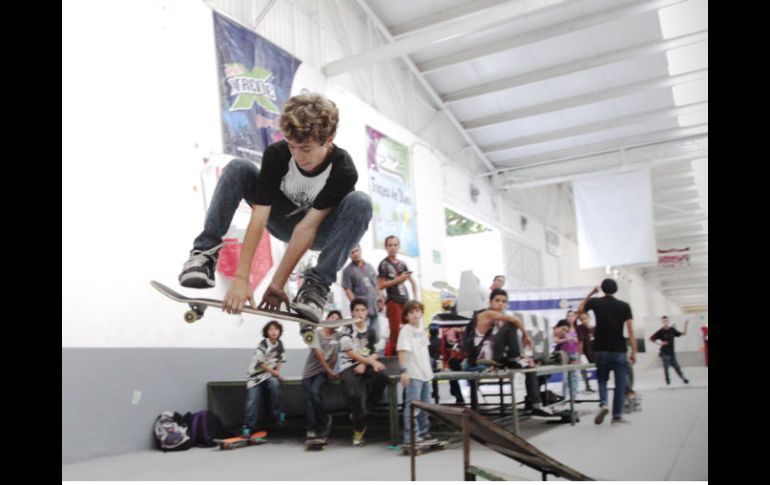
left=302, top=310, right=341, bottom=439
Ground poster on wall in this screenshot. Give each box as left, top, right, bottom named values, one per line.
left=366, top=126, right=419, bottom=257
left=213, top=12, right=301, bottom=162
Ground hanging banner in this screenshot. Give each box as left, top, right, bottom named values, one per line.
left=658, top=247, right=690, bottom=268
left=505, top=286, right=594, bottom=326
left=573, top=169, right=657, bottom=269
left=366, top=126, right=419, bottom=256
left=213, top=12, right=301, bottom=162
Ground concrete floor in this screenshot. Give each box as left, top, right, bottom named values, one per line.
left=62, top=365, right=707, bottom=481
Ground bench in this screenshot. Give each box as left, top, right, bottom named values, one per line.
left=208, top=362, right=596, bottom=441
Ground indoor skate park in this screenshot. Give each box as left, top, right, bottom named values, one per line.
left=62, top=0, right=708, bottom=482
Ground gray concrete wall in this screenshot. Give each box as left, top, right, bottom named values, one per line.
left=62, top=347, right=308, bottom=465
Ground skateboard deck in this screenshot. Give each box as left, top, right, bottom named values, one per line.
left=214, top=431, right=267, bottom=450
left=431, top=281, right=458, bottom=293
left=475, top=359, right=503, bottom=366
left=624, top=394, right=642, bottom=413
left=150, top=280, right=358, bottom=346
left=401, top=438, right=449, bottom=455
left=304, top=437, right=328, bottom=451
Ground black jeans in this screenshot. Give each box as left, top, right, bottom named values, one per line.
left=303, top=372, right=329, bottom=433
left=661, top=353, right=686, bottom=383
left=339, top=365, right=389, bottom=432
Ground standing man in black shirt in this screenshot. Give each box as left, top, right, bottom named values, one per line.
left=178, top=93, right=372, bottom=324
left=378, top=235, right=417, bottom=356
left=578, top=278, right=637, bottom=425
left=650, top=316, right=690, bottom=385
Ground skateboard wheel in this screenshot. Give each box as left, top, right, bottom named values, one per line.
left=303, top=331, right=316, bottom=346
left=184, top=310, right=198, bottom=323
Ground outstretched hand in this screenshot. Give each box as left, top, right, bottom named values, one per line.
left=259, top=283, right=290, bottom=312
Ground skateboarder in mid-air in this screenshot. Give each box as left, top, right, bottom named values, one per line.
left=178, top=93, right=373, bottom=323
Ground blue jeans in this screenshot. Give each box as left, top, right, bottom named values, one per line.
left=462, top=361, right=488, bottom=372
left=243, top=377, right=283, bottom=428
left=340, top=366, right=389, bottom=433
left=403, top=378, right=432, bottom=444
left=594, top=351, right=628, bottom=419
left=193, top=159, right=373, bottom=288
left=562, top=352, right=580, bottom=398
left=303, top=372, right=329, bottom=433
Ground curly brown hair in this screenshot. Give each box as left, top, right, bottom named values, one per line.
left=278, top=93, right=339, bottom=144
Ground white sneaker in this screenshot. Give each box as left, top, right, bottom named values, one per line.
left=530, top=407, right=560, bottom=420
left=178, top=245, right=222, bottom=288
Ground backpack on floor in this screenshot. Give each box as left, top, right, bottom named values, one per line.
left=183, top=410, right=227, bottom=447
left=153, top=411, right=192, bottom=452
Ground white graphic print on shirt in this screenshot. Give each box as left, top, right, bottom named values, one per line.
left=280, top=159, right=333, bottom=211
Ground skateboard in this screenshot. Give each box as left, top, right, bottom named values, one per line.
left=431, top=281, right=458, bottom=293
left=304, top=436, right=328, bottom=451
left=542, top=408, right=580, bottom=424
left=150, top=281, right=358, bottom=346
left=214, top=431, right=268, bottom=450
left=401, top=438, right=449, bottom=455
left=624, top=394, right=642, bottom=413
left=475, top=358, right=538, bottom=369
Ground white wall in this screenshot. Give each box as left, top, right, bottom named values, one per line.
left=444, top=230, right=504, bottom=291
left=63, top=0, right=237, bottom=348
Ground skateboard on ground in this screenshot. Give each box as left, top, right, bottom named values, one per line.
left=624, top=394, right=642, bottom=413
left=475, top=359, right=527, bottom=374
left=214, top=431, right=267, bottom=450
left=304, top=436, right=328, bottom=451
left=150, top=280, right=358, bottom=346
left=401, top=438, right=449, bottom=455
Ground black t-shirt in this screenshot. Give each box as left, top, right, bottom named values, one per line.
left=252, top=140, right=358, bottom=210
left=584, top=296, right=633, bottom=352
left=378, top=258, right=410, bottom=304
left=650, top=327, right=682, bottom=355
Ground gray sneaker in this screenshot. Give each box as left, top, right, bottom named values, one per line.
left=611, top=417, right=632, bottom=425
left=292, top=278, right=328, bottom=323
left=178, top=244, right=222, bottom=288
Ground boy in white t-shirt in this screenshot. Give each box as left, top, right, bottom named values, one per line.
left=397, top=300, right=434, bottom=445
